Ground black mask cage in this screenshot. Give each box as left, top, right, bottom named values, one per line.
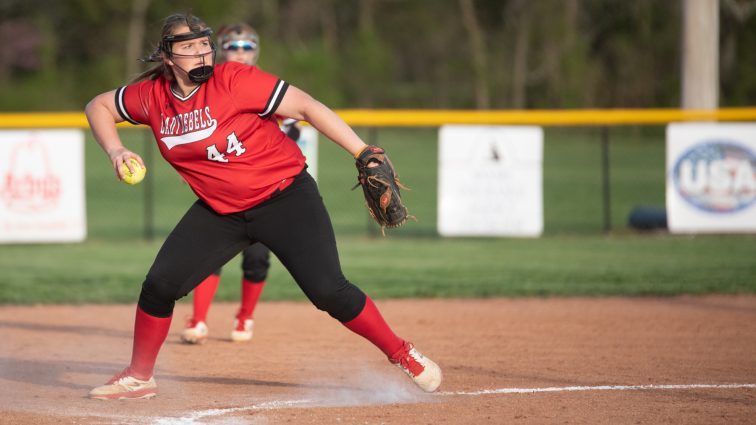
left=160, top=28, right=215, bottom=58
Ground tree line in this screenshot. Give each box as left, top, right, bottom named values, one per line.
left=1, top=0, right=754, bottom=111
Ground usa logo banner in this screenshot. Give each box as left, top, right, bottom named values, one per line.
left=666, top=123, right=756, bottom=233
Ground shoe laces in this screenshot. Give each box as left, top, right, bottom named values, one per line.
left=185, top=315, right=201, bottom=329
left=106, top=367, right=133, bottom=384
left=234, top=317, right=251, bottom=331
left=389, top=342, right=425, bottom=378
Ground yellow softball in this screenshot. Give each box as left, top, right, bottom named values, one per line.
left=120, top=158, right=147, bottom=185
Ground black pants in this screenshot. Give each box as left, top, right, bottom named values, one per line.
left=138, top=170, right=366, bottom=322
left=212, top=242, right=270, bottom=283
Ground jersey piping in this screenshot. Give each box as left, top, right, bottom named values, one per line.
left=259, top=80, right=289, bottom=119
left=115, top=86, right=139, bottom=125
left=170, top=85, right=201, bottom=101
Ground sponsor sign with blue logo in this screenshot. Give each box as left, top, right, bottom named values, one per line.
left=666, top=123, right=756, bottom=233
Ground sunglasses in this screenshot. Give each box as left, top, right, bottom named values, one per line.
left=222, top=40, right=257, bottom=52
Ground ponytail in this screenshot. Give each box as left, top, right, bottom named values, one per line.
left=132, top=46, right=172, bottom=83
left=132, top=13, right=210, bottom=83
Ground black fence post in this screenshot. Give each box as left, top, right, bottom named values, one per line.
left=601, top=126, right=611, bottom=233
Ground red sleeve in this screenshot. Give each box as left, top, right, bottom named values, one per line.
left=225, top=63, right=289, bottom=119
left=114, top=79, right=154, bottom=125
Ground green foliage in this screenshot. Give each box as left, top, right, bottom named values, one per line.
left=2, top=0, right=753, bottom=110
left=342, top=30, right=397, bottom=107
left=266, top=41, right=346, bottom=107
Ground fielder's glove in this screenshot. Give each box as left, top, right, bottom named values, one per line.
left=353, top=145, right=413, bottom=235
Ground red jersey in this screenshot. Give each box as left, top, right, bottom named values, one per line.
left=115, top=62, right=306, bottom=214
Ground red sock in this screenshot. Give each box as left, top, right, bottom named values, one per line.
left=342, top=296, right=404, bottom=357
left=192, top=274, right=220, bottom=322
left=129, top=306, right=172, bottom=380
left=237, top=279, right=265, bottom=319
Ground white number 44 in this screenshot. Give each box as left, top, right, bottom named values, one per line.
left=207, top=132, right=247, bottom=163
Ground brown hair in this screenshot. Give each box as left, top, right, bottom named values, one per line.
left=133, top=13, right=211, bottom=83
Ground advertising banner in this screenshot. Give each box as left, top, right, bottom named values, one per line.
left=0, top=130, right=86, bottom=243
left=296, top=126, right=318, bottom=181
left=438, top=125, right=543, bottom=237
left=666, top=123, right=756, bottom=233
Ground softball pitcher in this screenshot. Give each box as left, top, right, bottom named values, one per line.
left=85, top=13, right=441, bottom=400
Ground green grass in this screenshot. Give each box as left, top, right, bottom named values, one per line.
left=0, top=234, right=754, bottom=304
left=1, top=126, right=754, bottom=305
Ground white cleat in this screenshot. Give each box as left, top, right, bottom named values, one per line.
left=389, top=341, right=442, bottom=392
left=89, top=368, right=157, bottom=400
left=230, top=318, right=254, bottom=342
left=181, top=320, right=208, bottom=344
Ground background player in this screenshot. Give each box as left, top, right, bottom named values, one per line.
left=85, top=13, right=441, bottom=400
left=181, top=23, right=302, bottom=345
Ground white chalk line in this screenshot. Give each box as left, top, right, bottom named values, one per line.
left=149, top=383, right=756, bottom=424
left=439, top=383, right=756, bottom=396
left=151, top=399, right=314, bottom=424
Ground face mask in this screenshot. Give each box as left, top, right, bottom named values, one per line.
left=161, top=28, right=217, bottom=83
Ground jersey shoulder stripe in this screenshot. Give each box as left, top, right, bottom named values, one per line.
left=258, top=79, right=289, bottom=119
left=115, top=86, right=139, bottom=125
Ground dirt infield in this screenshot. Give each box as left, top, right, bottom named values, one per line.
left=1, top=296, right=755, bottom=424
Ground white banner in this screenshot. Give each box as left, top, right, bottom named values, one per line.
left=666, top=123, right=756, bottom=233
left=438, top=125, right=543, bottom=237
left=0, top=130, right=87, bottom=243
left=296, top=126, right=318, bottom=181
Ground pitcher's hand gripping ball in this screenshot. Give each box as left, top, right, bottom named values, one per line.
left=120, top=158, right=147, bottom=185
left=353, top=145, right=414, bottom=235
